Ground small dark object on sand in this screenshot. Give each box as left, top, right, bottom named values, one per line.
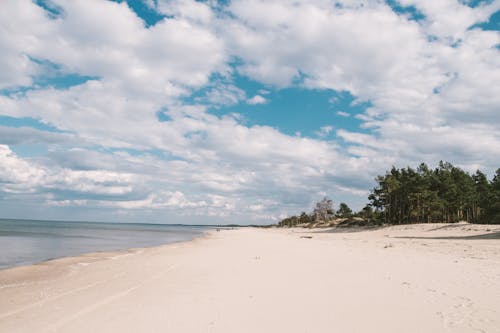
left=300, top=236, right=313, bottom=239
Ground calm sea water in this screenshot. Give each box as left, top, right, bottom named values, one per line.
left=0, top=219, right=211, bottom=270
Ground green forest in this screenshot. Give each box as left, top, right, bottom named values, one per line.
left=369, top=162, right=500, bottom=224
left=280, top=162, right=500, bottom=226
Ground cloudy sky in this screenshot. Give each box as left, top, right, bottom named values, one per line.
left=0, top=0, right=499, bottom=224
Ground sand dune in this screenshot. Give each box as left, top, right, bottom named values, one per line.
left=1, top=223, right=499, bottom=332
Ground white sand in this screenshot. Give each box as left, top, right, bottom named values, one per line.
left=1, top=223, right=499, bottom=332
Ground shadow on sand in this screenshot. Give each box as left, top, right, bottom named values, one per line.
left=307, top=226, right=385, bottom=234
left=428, top=223, right=475, bottom=231
left=394, top=231, right=500, bottom=240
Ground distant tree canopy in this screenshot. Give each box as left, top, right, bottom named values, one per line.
left=337, top=202, right=353, bottom=217
left=369, top=162, right=500, bottom=224
left=278, top=211, right=313, bottom=227
left=278, top=162, right=500, bottom=227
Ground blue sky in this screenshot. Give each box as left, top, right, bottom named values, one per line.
left=190, top=74, right=371, bottom=138
left=0, top=0, right=499, bottom=224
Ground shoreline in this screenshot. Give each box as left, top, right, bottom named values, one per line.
left=0, top=229, right=217, bottom=288
left=1, top=223, right=499, bottom=332
left=0, top=220, right=214, bottom=271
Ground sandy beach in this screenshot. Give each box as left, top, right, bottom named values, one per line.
left=1, top=223, right=499, bottom=332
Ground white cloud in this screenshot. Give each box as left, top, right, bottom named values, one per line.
left=336, top=111, right=350, bottom=117
left=46, top=169, right=135, bottom=196
left=221, top=0, right=500, bottom=171
left=156, top=0, right=214, bottom=24
left=0, top=144, right=138, bottom=196
left=1, top=0, right=226, bottom=93
left=0, top=0, right=499, bottom=223
left=0, top=1, right=51, bottom=89
left=108, top=191, right=205, bottom=209
left=246, top=95, right=267, bottom=105
left=0, top=145, right=46, bottom=193
left=315, top=126, right=334, bottom=138
left=202, top=82, right=246, bottom=107
left=398, top=0, right=499, bottom=41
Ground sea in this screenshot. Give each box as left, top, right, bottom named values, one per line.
left=0, top=218, right=211, bottom=270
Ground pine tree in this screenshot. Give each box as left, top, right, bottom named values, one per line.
left=337, top=202, right=353, bottom=218
left=482, top=169, right=500, bottom=224
left=368, top=162, right=500, bottom=225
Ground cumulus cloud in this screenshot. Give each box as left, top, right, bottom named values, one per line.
left=0, top=145, right=46, bottom=193
left=0, top=144, right=137, bottom=195
left=246, top=95, right=267, bottom=105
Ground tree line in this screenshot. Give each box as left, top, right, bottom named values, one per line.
left=369, top=162, right=500, bottom=224
left=279, top=161, right=500, bottom=226
left=278, top=197, right=355, bottom=227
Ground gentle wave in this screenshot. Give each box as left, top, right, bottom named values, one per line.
left=0, top=219, right=211, bottom=270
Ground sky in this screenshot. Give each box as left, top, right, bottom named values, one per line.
left=0, top=0, right=499, bottom=224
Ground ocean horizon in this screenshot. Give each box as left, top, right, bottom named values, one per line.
left=0, top=218, right=212, bottom=270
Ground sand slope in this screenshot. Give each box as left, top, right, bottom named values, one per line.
left=1, top=223, right=499, bottom=332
